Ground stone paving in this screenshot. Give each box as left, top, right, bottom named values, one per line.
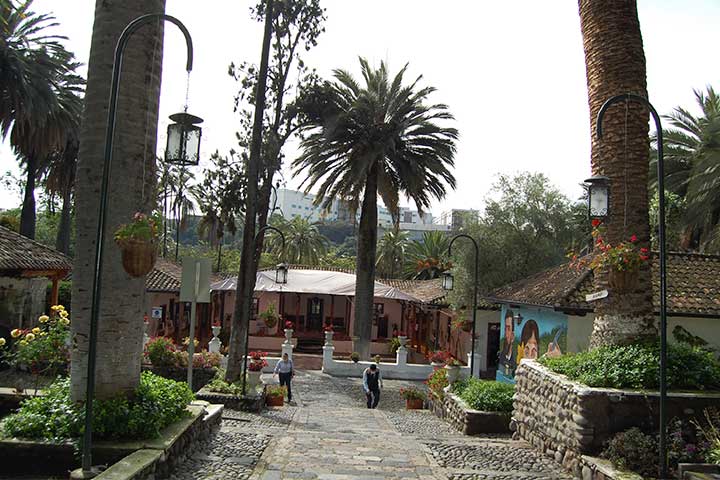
left=171, top=370, right=573, bottom=479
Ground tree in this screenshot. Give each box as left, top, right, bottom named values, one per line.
left=447, top=172, right=586, bottom=309
left=578, top=0, right=657, bottom=347
left=404, top=231, right=450, bottom=280
left=651, top=86, right=720, bottom=252
left=267, top=214, right=328, bottom=265
left=44, top=135, right=79, bottom=254
left=376, top=229, right=409, bottom=278
left=294, top=58, right=458, bottom=359
left=71, top=0, right=166, bottom=401
left=225, top=0, right=326, bottom=383
left=0, top=1, right=84, bottom=239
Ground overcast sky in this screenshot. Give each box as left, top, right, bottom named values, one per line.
left=1, top=0, right=719, bottom=219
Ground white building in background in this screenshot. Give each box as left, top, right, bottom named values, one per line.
left=275, top=188, right=394, bottom=226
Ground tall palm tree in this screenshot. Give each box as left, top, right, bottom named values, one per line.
left=404, top=230, right=451, bottom=280
left=1, top=1, right=84, bottom=239
left=376, top=229, right=409, bottom=278
left=294, top=58, right=458, bottom=358
left=267, top=214, right=328, bottom=265
left=578, top=0, right=657, bottom=347
left=44, top=135, right=79, bottom=254
left=71, top=0, right=166, bottom=401
left=652, top=87, right=720, bottom=251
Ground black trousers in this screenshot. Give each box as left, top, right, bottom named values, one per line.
left=366, top=388, right=380, bottom=408
left=278, top=372, right=292, bottom=400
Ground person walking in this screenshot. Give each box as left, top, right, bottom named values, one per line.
left=273, top=353, right=294, bottom=403
left=362, top=363, right=383, bottom=409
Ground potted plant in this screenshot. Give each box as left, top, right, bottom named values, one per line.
left=588, top=220, right=649, bottom=293
left=444, top=356, right=462, bottom=383
left=400, top=387, right=426, bottom=410
left=427, top=350, right=450, bottom=367
left=259, top=303, right=279, bottom=332
left=373, top=354, right=381, bottom=364
left=265, top=384, right=286, bottom=407
left=114, top=212, right=159, bottom=277
left=246, top=351, right=268, bottom=392
left=284, top=320, right=294, bottom=343
left=397, top=331, right=408, bottom=348
left=350, top=352, right=360, bottom=363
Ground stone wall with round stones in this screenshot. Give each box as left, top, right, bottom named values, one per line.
left=512, top=360, right=720, bottom=478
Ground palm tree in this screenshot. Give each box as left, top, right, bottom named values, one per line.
left=1, top=1, right=84, bottom=239
left=44, top=135, right=79, bottom=254
left=293, top=58, right=458, bottom=358
left=71, top=0, right=166, bottom=401
left=376, top=229, right=409, bottom=278
left=267, top=214, right=328, bottom=265
left=578, top=0, right=657, bottom=347
left=652, top=87, right=720, bottom=251
left=404, top=230, right=451, bottom=280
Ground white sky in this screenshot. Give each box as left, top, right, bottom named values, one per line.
left=1, top=0, right=719, bottom=219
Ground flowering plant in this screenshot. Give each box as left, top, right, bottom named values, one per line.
left=266, top=385, right=287, bottom=398
left=587, top=220, right=649, bottom=272
left=182, top=337, right=200, bottom=349
left=176, top=350, right=222, bottom=369
left=114, top=212, right=158, bottom=244
left=145, top=337, right=177, bottom=367
left=284, top=320, right=294, bottom=329
left=446, top=356, right=463, bottom=367
left=397, top=330, right=407, bottom=337
left=247, top=351, right=268, bottom=372
left=1, top=305, right=70, bottom=376
left=427, top=350, right=451, bottom=365
left=399, top=386, right=426, bottom=401
left=259, top=303, right=279, bottom=328
left=323, top=324, right=334, bottom=332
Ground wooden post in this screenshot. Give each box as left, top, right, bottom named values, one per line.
left=50, top=275, right=61, bottom=306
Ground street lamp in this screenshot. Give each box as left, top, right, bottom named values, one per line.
left=596, top=93, right=668, bottom=479
left=443, top=234, right=480, bottom=378
left=241, top=225, right=287, bottom=395
left=165, top=112, right=203, bottom=166
left=584, top=175, right=610, bottom=220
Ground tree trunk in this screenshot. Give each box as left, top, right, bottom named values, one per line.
left=19, top=155, right=37, bottom=239
left=71, top=0, right=166, bottom=401
left=578, top=0, right=657, bottom=347
left=353, top=163, right=378, bottom=360
left=225, top=0, right=274, bottom=383
left=55, top=185, right=72, bottom=254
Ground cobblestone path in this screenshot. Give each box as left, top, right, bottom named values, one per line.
left=173, top=370, right=573, bottom=479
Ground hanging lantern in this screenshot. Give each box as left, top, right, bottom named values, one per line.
left=275, top=263, right=289, bottom=285
left=584, top=175, right=610, bottom=220
left=165, top=112, right=203, bottom=166
left=441, top=271, right=454, bottom=291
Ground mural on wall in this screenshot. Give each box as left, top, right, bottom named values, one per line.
left=496, top=305, right=567, bottom=383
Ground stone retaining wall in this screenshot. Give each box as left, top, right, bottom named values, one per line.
left=429, top=390, right=511, bottom=435
left=195, top=388, right=264, bottom=412
left=512, top=360, right=720, bottom=478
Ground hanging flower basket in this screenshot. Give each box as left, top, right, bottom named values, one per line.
left=117, top=239, right=157, bottom=277
left=608, top=269, right=640, bottom=293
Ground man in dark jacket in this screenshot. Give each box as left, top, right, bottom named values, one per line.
left=362, top=363, right=383, bottom=408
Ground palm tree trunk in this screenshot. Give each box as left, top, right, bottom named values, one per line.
left=578, top=0, right=657, bottom=347
left=20, top=155, right=37, bottom=239
left=225, top=0, right=274, bottom=383
left=216, top=242, right=222, bottom=273
left=71, top=0, right=166, bottom=402
left=353, top=163, right=379, bottom=360
left=55, top=185, right=72, bottom=254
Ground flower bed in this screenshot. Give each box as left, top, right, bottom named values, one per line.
left=429, top=387, right=511, bottom=435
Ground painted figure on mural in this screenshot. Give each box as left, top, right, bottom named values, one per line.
left=498, top=309, right=516, bottom=377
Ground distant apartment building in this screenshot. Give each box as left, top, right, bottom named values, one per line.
left=440, top=209, right=479, bottom=230
left=275, top=188, right=394, bottom=226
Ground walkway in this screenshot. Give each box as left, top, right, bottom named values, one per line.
left=172, top=371, right=573, bottom=480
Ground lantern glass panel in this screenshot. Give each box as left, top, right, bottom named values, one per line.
left=589, top=184, right=609, bottom=218
left=275, top=264, right=288, bottom=284
left=165, top=123, right=183, bottom=163
left=442, top=272, right=454, bottom=291
left=183, top=126, right=201, bottom=165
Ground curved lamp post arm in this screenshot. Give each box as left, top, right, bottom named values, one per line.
left=256, top=224, right=286, bottom=254
left=596, top=93, right=667, bottom=478
left=447, top=233, right=480, bottom=377
left=83, top=14, right=194, bottom=475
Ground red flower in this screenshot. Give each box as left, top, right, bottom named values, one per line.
left=640, top=247, right=649, bottom=253
left=596, top=238, right=604, bottom=245
left=591, top=219, right=602, bottom=228
left=630, top=234, right=638, bottom=243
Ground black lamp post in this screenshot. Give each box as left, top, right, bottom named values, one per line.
left=442, top=234, right=480, bottom=378
left=240, top=225, right=287, bottom=396
left=81, top=14, right=195, bottom=477
left=596, top=93, right=668, bottom=479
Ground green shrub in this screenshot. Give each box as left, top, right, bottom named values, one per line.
left=451, top=378, right=514, bottom=412
left=540, top=342, right=720, bottom=390
left=388, top=337, right=400, bottom=353
left=602, top=428, right=658, bottom=478
left=426, top=367, right=448, bottom=398
left=205, top=368, right=244, bottom=395
left=1, top=372, right=193, bottom=441
left=145, top=337, right=178, bottom=367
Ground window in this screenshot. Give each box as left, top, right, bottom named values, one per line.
left=373, top=303, right=384, bottom=315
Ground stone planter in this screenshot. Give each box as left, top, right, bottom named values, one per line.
left=324, top=330, right=334, bottom=346
left=284, top=328, right=294, bottom=343
left=429, top=389, right=511, bottom=435
left=431, top=361, right=445, bottom=368
left=246, top=370, right=262, bottom=391
left=608, top=268, right=639, bottom=292
left=266, top=395, right=284, bottom=407
left=398, top=336, right=408, bottom=348
left=406, top=398, right=424, bottom=410
left=445, top=365, right=461, bottom=384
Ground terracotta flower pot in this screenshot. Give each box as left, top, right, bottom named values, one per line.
left=609, top=269, right=639, bottom=293
left=405, top=398, right=424, bottom=410
left=118, top=239, right=157, bottom=277
left=266, top=395, right=284, bottom=407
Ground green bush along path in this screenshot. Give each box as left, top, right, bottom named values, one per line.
left=171, top=370, right=571, bottom=479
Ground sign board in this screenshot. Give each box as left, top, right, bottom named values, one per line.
left=151, top=307, right=163, bottom=319
left=179, top=257, right=212, bottom=303
left=585, top=290, right=609, bottom=302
